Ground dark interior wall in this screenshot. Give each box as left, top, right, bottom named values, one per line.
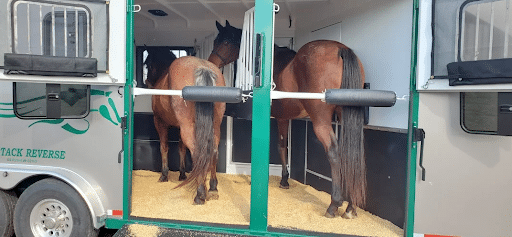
left=132, top=112, right=227, bottom=173
left=295, top=122, right=408, bottom=228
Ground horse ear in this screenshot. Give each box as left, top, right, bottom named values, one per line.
left=216, top=21, right=223, bottom=31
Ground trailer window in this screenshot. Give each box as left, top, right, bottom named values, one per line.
left=137, top=46, right=193, bottom=88
left=0, top=0, right=109, bottom=72
left=12, top=1, right=90, bottom=57
left=14, top=83, right=90, bottom=119
left=456, top=0, right=512, bottom=135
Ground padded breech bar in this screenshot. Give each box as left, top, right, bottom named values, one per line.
left=133, top=87, right=396, bottom=107
left=182, top=86, right=243, bottom=103
left=271, top=89, right=396, bottom=107
left=324, top=89, right=396, bottom=107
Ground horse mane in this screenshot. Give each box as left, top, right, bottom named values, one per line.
left=144, top=48, right=177, bottom=86
left=273, top=45, right=296, bottom=77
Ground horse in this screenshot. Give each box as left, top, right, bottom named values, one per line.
left=143, top=20, right=242, bottom=204
left=271, top=40, right=366, bottom=218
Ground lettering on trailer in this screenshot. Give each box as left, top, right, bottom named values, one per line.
left=1, top=147, right=66, bottom=164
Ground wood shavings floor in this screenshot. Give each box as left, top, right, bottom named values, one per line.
left=131, top=170, right=403, bottom=237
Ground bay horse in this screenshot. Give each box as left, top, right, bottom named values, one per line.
left=144, top=20, right=242, bottom=204
left=271, top=40, right=366, bottom=218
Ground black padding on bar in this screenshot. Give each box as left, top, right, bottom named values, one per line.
left=4, top=53, right=97, bottom=77
left=325, top=89, right=396, bottom=107
left=182, top=86, right=243, bottom=103
left=447, top=58, right=512, bottom=86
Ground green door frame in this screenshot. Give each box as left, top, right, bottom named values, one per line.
left=106, top=0, right=421, bottom=236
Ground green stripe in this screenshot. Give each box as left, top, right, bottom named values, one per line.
left=91, top=89, right=106, bottom=96
left=61, top=120, right=90, bottom=134
left=29, top=119, right=64, bottom=127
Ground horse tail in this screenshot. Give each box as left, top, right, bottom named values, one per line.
left=176, top=67, right=216, bottom=191
left=338, top=47, right=366, bottom=208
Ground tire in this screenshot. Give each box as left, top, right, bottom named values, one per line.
left=0, top=190, right=17, bottom=237
left=13, top=178, right=98, bottom=237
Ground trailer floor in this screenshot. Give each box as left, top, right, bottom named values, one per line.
left=130, top=170, right=402, bottom=237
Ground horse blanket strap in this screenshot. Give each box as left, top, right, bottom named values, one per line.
left=447, top=58, right=512, bottom=86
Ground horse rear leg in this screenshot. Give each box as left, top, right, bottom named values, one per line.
left=277, top=119, right=290, bottom=189
left=310, top=120, right=343, bottom=218
left=207, top=149, right=219, bottom=200
left=154, top=117, right=169, bottom=182
left=178, top=139, right=187, bottom=181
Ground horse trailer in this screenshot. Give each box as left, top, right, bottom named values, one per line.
left=0, top=0, right=511, bottom=236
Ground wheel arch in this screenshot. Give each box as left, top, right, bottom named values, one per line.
left=0, top=166, right=107, bottom=229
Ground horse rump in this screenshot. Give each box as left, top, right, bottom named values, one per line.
left=175, top=67, right=216, bottom=192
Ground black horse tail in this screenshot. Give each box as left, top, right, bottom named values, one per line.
left=176, top=67, right=216, bottom=191
left=338, top=47, right=366, bottom=208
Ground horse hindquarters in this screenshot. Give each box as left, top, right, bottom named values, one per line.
left=176, top=67, right=218, bottom=205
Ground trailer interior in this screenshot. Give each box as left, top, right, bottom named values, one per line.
left=130, top=0, right=412, bottom=236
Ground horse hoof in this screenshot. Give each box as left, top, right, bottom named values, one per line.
left=279, top=180, right=290, bottom=189
left=158, top=175, right=168, bottom=182
left=324, top=211, right=336, bottom=218
left=193, top=197, right=205, bottom=205
left=207, top=190, right=219, bottom=200
left=178, top=174, right=187, bottom=181
left=342, top=211, right=357, bottom=219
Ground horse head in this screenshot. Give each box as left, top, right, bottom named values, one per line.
left=144, top=47, right=177, bottom=88
left=209, top=20, right=242, bottom=68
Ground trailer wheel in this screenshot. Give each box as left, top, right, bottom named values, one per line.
left=0, top=190, right=17, bottom=237
left=13, top=178, right=98, bottom=237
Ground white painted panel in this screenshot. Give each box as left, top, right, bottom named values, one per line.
left=415, top=92, right=512, bottom=237
left=294, top=0, right=412, bottom=129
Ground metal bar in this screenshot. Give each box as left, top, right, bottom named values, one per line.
left=132, top=88, right=182, bottom=96
left=87, top=11, right=90, bottom=57
left=474, top=4, right=480, bottom=60
left=306, top=169, right=333, bottom=182
left=489, top=2, right=494, bottom=59
left=40, top=5, right=43, bottom=54
left=460, top=9, right=466, bottom=59
left=27, top=3, right=31, bottom=54
left=271, top=90, right=325, bottom=100
left=505, top=0, right=510, bottom=58
left=52, top=6, right=56, bottom=56
left=64, top=8, right=67, bottom=57
left=250, top=0, right=273, bottom=231
left=75, top=9, right=78, bottom=57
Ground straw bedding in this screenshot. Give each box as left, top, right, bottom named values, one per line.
left=131, top=170, right=403, bottom=237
